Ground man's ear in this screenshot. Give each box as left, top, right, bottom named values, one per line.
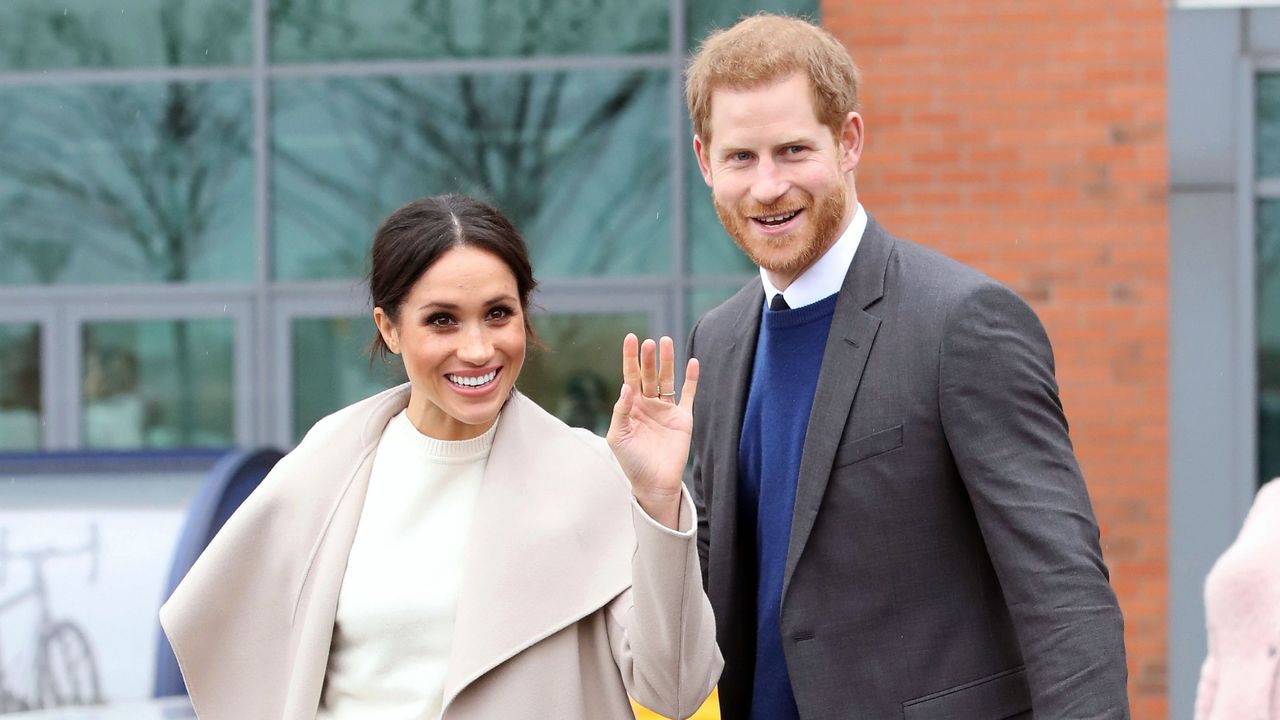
left=839, top=111, right=864, bottom=174
left=693, top=135, right=714, bottom=187
left=373, top=306, right=400, bottom=354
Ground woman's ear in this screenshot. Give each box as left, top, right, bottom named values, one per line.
left=373, top=306, right=400, bottom=354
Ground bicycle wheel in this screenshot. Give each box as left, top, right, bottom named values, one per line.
left=0, top=686, right=31, bottom=713
left=33, top=621, right=103, bottom=708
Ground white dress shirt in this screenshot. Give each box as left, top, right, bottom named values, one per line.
left=760, top=202, right=868, bottom=310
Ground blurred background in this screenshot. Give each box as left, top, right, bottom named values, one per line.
left=0, top=0, right=1274, bottom=718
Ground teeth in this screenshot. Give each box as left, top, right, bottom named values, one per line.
left=447, top=370, right=497, bottom=388
left=758, top=210, right=799, bottom=224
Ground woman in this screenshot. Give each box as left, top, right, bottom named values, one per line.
left=160, top=195, right=721, bottom=719
left=1195, top=478, right=1280, bottom=719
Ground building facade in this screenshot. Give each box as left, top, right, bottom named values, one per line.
left=5, top=1, right=1280, bottom=717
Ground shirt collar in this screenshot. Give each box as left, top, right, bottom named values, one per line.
left=761, top=203, right=867, bottom=310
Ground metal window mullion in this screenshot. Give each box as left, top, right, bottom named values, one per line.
left=0, top=283, right=259, bottom=304
left=1239, top=57, right=1260, bottom=510
left=233, top=302, right=257, bottom=448
left=271, top=296, right=295, bottom=450
left=533, top=276, right=687, bottom=292
left=23, top=309, right=61, bottom=451
left=57, top=304, right=83, bottom=450
left=670, top=0, right=688, bottom=356
left=252, top=0, right=272, bottom=448
left=0, top=66, right=252, bottom=88
left=0, top=54, right=669, bottom=90
left=267, top=53, right=668, bottom=80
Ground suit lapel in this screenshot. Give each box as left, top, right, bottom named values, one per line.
left=441, top=393, right=633, bottom=712
left=707, top=287, right=763, bottom=612
left=781, top=219, right=893, bottom=603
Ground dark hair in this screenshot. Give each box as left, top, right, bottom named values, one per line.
left=368, top=194, right=538, bottom=361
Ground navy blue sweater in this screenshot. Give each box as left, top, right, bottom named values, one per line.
left=737, top=292, right=838, bottom=720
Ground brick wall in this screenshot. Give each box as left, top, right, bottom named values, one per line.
left=822, top=2, right=1169, bottom=716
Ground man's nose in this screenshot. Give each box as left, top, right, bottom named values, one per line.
left=750, top=158, right=790, bottom=205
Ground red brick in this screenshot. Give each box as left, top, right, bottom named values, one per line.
left=827, top=0, right=1167, bottom=714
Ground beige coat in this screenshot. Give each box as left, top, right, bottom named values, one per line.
left=160, top=385, right=721, bottom=720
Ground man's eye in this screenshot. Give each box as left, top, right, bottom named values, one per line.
left=730, top=151, right=752, bottom=162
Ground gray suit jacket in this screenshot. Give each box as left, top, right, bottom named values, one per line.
left=687, top=217, right=1129, bottom=718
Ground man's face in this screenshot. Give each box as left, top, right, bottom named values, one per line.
left=695, top=73, right=862, bottom=289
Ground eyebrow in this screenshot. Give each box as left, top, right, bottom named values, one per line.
left=719, top=137, right=812, bottom=155
left=417, top=294, right=518, bottom=312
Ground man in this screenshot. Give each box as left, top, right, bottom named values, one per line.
left=684, top=14, right=1129, bottom=719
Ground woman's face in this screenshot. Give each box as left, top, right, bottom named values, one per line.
left=375, top=245, right=526, bottom=440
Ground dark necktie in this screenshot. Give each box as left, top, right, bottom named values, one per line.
left=770, top=294, right=790, bottom=311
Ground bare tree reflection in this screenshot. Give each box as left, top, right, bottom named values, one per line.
left=0, top=3, right=251, bottom=446
left=270, top=0, right=670, bottom=279
left=270, top=0, right=667, bottom=60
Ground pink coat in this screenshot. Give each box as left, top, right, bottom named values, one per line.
left=1195, top=479, right=1280, bottom=719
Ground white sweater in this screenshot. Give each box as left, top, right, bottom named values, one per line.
left=318, top=410, right=495, bottom=720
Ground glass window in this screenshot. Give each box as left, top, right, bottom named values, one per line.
left=269, top=0, right=667, bottom=63
left=81, top=319, right=235, bottom=449
left=687, top=286, right=751, bottom=331
left=292, top=317, right=408, bottom=442
left=293, top=312, right=646, bottom=440
left=521, top=313, right=650, bottom=435
left=686, top=0, right=819, bottom=52
left=0, top=1, right=252, bottom=71
left=1259, top=73, right=1280, bottom=179
left=1258, top=199, right=1280, bottom=485
left=686, top=160, right=757, bottom=276
left=0, top=323, right=42, bottom=452
left=0, top=82, right=255, bottom=286
left=271, top=70, right=671, bottom=280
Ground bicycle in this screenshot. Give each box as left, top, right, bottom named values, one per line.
left=0, top=524, right=104, bottom=713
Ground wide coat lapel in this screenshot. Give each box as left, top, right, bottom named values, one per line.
left=705, top=286, right=763, bottom=614
left=781, top=218, right=893, bottom=603
left=279, top=387, right=418, bottom=718
left=161, top=384, right=411, bottom=720
left=440, top=393, right=634, bottom=713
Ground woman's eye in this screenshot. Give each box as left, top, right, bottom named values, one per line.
left=427, top=314, right=455, bottom=327
left=487, top=306, right=512, bottom=321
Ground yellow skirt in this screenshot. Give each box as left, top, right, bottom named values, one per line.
left=631, top=687, right=719, bottom=720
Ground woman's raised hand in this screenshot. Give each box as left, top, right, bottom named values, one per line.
left=606, top=334, right=700, bottom=530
